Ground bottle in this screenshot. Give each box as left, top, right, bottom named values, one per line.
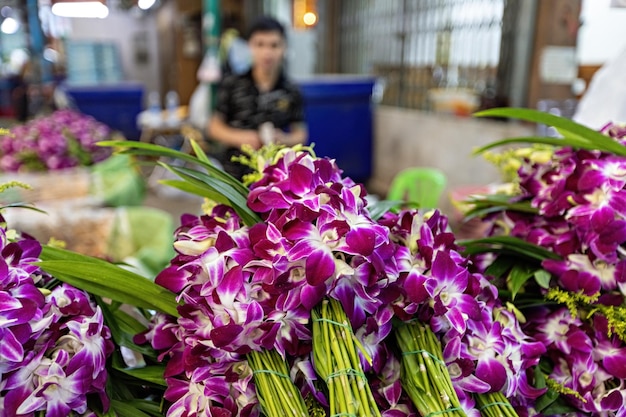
left=165, top=90, right=180, bottom=127
left=147, top=91, right=162, bottom=127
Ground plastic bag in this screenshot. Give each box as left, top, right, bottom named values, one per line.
left=573, top=47, right=626, bottom=129
left=188, top=83, right=211, bottom=130
left=197, top=50, right=221, bottom=83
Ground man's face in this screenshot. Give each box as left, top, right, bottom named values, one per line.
left=248, top=31, right=285, bottom=73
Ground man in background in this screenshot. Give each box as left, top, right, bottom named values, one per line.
left=208, top=16, right=307, bottom=180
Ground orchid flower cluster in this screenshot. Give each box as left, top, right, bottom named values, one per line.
left=476, top=123, right=626, bottom=415
left=141, top=146, right=544, bottom=417
left=0, top=110, right=112, bottom=172
left=0, top=219, right=114, bottom=417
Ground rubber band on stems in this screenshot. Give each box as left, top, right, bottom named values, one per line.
left=252, top=369, right=291, bottom=379
left=401, top=349, right=446, bottom=367
left=424, top=407, right=464, bottom=417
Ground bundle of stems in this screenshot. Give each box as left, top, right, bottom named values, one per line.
left=312, top=298, right=382, bottom=417
left=395, top=321, right=467, bottom=417
left=475, top=392, right=519, bottom=417
left=248, top=349, right=309, bottom=417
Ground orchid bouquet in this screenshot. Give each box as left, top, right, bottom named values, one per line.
left=89, top=139, right=547, bottom=417
left=0, top=110, right=112, bottom=172
left=0, top=126, right=554, bottom=417
left=463, top=108, right=626, bottom=415
left=0, top=179, right=180, bottom=417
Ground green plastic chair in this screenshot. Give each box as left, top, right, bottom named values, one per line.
left=387, top=167, right=447, bottom=209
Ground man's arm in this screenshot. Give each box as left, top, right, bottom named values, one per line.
left=274, top=122, right=307, bottom=146
left=207, top=113, right=262, bottom=149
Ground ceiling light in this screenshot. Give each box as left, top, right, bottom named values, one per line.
left=137, top=0, right=156, bottom=10
left=303, top=12, right=317, bottom=26
left=1, top=16, right=19, bottom=34
left=51, top=1, right=109, bottom=18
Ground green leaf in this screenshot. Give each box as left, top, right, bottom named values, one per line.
left=508, top=263, right=537, bottom=299
left=534, top=388, right=560, bottom=412
left=158, top=178, right=219, bottom=199
left=0, top=203, right=47, bottom=214
left=110, top=400, right=156, bottom=417
left=483, top=256, right=515, bottom=279
left=112, top=365, right=167, bottom=387
left=473, top=136, right=591, bottom=155
left=99, top=140, right=249, bottom=197
left=189, top=139, right=212, bottom=165
left=474, top=107, right=626, bottom=156
left=156, top=164, right=234, bottom=208
left=461, top=236, right=560, bottom=261
left=534, top=269, right=552, bottom=289
left=366, top=199, right=403, bottom=220
left=96, top=299, right=156, bottom=357
left=169, top=165, right=261, bottom=226
left=39, top=246, right=179, bottom=317
left=122, top=400, right=165, bottom=416
left=541, top=400, right=578, bottom=415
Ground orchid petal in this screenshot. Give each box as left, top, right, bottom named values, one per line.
left=475, top=358, right=507, bottom=392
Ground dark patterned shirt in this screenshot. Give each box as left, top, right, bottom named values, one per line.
left=213, top=70, right=305, bottom=179
left=215, top=70, right=304, bottom=130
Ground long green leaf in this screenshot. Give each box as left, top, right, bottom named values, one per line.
left=169, top=165, right=262, bottom=225
left=474, top=107, right=626, bottom=156
left=110, top=400, right=155, bottom=417
left=113, top=365, right=168, bottom=387
left=189, top=139, right=212, bottom=165
left=122, top=400, right=165, bottom=416
left=39, top=246, right=179, bottom=316
left=367, top=199, right=404, bottom=220
left=462, top=195, right=538, bottom=219
left=99, top=140, right=249, bottom=196
left=461, top=236, right=560, bottom=261
left=0, top=203, right=47, bottom=214
left=96, top=299, right=156, bottom=357
left=158, top=179, right=225, bottom=202
left=484, top=255, right=515, bottom=279
left=473, top=136, right=593, bottom=155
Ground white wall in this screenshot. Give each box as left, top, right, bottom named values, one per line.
left=371, top=107, right=534, bottom=217
left=67, top=4, right=161, bottom=95
left=578, top=0, right=626, bottom=65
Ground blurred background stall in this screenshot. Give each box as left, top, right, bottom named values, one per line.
left=1, top=0, right=625, bottom=236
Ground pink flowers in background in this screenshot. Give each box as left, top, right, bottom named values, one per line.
left=140, top=148, right=543, bottom=416
left=0, top=220, right=114, bottom=416
left=0, top=110, right=112, bottom=172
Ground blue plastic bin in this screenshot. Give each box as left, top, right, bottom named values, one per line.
left=298, top=76, right=377, bottom=183
left=61, top=82, right=144, bottom=141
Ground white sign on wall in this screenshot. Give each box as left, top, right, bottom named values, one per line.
left=540, top=46, right=578, bottom=84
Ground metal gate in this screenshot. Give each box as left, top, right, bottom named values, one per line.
left=337, top=0, right=518, bottom=110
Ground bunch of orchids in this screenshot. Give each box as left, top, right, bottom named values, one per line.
left=0, top=218, right=114, bottom=417
left=464, top=108, right=626, bottom=415
left=0, top=110, right=111, bottom=172
left=0, top=174, right=182, bottom=417
left=118, top=141, right=543, bottom=417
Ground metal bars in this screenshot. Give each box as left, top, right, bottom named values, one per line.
left=337, top=0, right=512, bottom=110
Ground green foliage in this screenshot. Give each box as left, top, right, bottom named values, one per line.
left=474, top=107, right=626, bottom=156
left=38, top=245, right=180, bottom=317
left=99, top=140, right=260, bottom=226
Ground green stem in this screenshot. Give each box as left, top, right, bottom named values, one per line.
left=312, top=298, right=381, bottom=417
left=475, top=392, right=518, bottom=417
left=396, top=321, right=467, bottom=417
left=248, top=349, right=309, bottom=417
